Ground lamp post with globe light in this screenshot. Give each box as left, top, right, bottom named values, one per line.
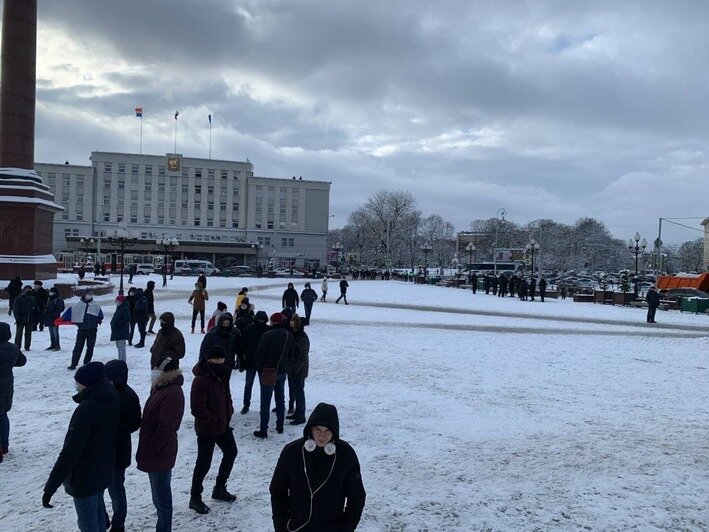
left=420, top=243, right=432, bottom=280
left=525, top=239, right=540, bottom=276
left=628, top=232, right=647, bottom=298
left=108, top=221, right=136, bottom=294
left=155, top=236, right=179, bottom=287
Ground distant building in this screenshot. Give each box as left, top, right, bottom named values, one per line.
left=702, top=217, right=709, bottom=271
left=36, top=151, right=331, bottom=269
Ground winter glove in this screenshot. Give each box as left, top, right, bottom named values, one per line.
left=239, top=367, right=244, bottom=373
left=42, top=491, right=53, bottom=508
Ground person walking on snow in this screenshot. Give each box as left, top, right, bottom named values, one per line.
left=149, top=312, right=185, bottom=369
left=42, top=362, right=120, bottom=532
left=110, top=295, right=131, bottom=362
left=145, top=280, right=157, bottom=334
left=646, top=286, right=660, bottom=323
left=286, top=314, right=309, bottom=425
left=3, top=276, right=22, bottom=316
left=282, top=283, right=299, bottom=314
left=270, top=403, right=366, bottom=532
left=240, top=311, right=269, bottom=415
left=539, top=277, right=547, bottom=302
left=335, top=276, right=349, bottom=304
left=0, top=322, right=27, bottom=464
left=320, top=276, right=328, bottom=302
left=188, top=282, right=209, bottom=334
left=62, top=290, right=103, bottom=370
left=300, top=283, right=318, bottom=324
left=32, top=280, right=49, bottom=331
left=234, top=287, right=248, bottom=316
left=189, top=345, right=238, bottom=515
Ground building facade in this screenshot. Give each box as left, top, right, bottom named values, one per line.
left=36, top=151, right=331, bottom=269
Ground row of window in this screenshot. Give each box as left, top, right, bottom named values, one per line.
left=103, top=162, right=244, bottom=180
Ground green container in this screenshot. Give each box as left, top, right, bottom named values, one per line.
left=680, top=298, right=709, bottom=313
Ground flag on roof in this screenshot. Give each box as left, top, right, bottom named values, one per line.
left=208, top=114, right=211, bottom=124
left=135, top=107, right=143, bottom=117
left=174, top=111, right=179, bottom=120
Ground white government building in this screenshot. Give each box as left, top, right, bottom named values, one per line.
left=36, top=151, right=332, bottom=270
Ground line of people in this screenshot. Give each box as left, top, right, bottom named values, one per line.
left=0, top=277, right=367, bottom=531
left=469, top=272, right=549, bottom=302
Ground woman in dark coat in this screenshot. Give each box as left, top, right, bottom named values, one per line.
left=43, top=287, right=65, bottom=351
left=0, top=322, right=27, bottom=461
left=104, top=359, right=142, bottom=530
left=136, top=356, right=184, bottom=532
left=270, top=403, right=366, bottom=532
left=149, top=312, right=186, bottom=369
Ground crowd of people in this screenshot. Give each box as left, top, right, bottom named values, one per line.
left=0, top=274, right=366, bottom=531
left=469, top=272, right=550, bottom=302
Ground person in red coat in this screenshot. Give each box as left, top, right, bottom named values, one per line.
left=136, top=356, right=184, bottom=532
left=188, top=345, right=238, bottom=515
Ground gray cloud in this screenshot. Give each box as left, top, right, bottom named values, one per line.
left=11, top=0, right=708, bottom=245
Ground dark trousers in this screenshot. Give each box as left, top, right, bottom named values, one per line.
left=287, top=374, right=295, bottom=409
left=336, top=292, right=348, bottom=304
left=73, top=490, right=106, bottom=532
left=148, top=470, right=172, bottom=532
left=148, top=313, right=157, bottom=332
left=0, top=412, right=9, bottom=450
left=320, top=291, right=327, bottom=302
left=129, top=320, right=136, bottom=344
left=191, top=309, right=205, bottom=330
left=48, top=325, right=60, bottom=348
left=291, top=376, right=306, bottom=420
left=135, top=319, right=147, bottom=345
left=303, top=302, right=313, bottom=322
left=190, top=429, right=238, bottom=497
left=107, top=465, right=127, bottom=527
left=71, top=328, right=97, bottom=367
left=14, top=323, right=31, bottom=350
left=242, top=369, right=257, bottom=408
left=540, top=290, right=546, bottom=302
left=647, top=306, right=657, bottom=322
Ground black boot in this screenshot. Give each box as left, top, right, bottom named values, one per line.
left=212, top=486, right=237, bottom=502
left=253, top=430, right=268, bottom=439
left=189, top=496, right=210, bottom=514
left=240, top=406, right=249, bottom=414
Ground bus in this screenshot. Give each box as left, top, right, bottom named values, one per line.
left=173, top=260, right=220, bottom=276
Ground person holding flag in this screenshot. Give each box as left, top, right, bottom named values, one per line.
left=58, top=290, right=104, bottom=370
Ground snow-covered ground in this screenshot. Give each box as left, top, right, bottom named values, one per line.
left=0, top=274, right=707, bottom=531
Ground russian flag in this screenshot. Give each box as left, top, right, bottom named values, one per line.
left=135, top=107, right=143, bottom=117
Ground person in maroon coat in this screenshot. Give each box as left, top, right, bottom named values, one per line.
left=188, top=345, right=238, bottom=515
left=136, top=356, right=184, bottom=532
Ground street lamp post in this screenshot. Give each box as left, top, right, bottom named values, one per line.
left=628, top=232, right=647, bottom=298
left=108, top=221, right=137, bottom=295
left=465, top=243, right=476, bottom=273
left=525, top=239, right=540, bottom=276
left=251, top=242, right=263, bottom=277
left=332, top=241, right=342, bottom=274
left=79, top=237, right=95, bottom=270
left=493, top=208, right=506, bottom=275
left=420, top=243, right=432, bottom=280
left=155, top=236, right=179, bottom=287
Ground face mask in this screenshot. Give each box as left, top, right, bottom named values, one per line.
left=151, top=370, right=162, bottom=385
left=160, top=321, right=167, bottom=328
left=74, top=382, right=83, bottom=393
left=84, top=297, right=93, bottom=302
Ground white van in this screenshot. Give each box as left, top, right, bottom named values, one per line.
left=174, top=260, right=220, bottom=276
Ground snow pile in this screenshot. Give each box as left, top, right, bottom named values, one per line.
left=0, top=275, right=706, bottom=530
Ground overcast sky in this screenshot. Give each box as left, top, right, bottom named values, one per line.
left=12, top=1, right=709, bottom=243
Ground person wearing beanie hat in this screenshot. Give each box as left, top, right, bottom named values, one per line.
left=32, top=281, right=49, bottom=332
left=136, top=354, right=184, bottom=531
left=63, top=290, right=104, bottom=370
left=234, top=297, right=254, bottom=333
left=239, top=311, right=270, bottom=415
left=43, top=287, right=65, bottom=351
left=43, top=361, right=120, bottom=531
left=12, top=285, right=37, bottom=351
left=281, top=283, right=299, bottom=314
left=206, top=301, right=228, bottom=332
left=270, top=403, right=366, bottom=531
left=188, top=282, right=209, bottom=334
left=300, top=282, right=318, bottom=325
left=335, top=275, right=349, bottom=304
left=149, top=312, right=185, bottom=369
left=189, top=343, right=237, bottom=514
left=199, top=313, right=240, bottom=370
left=110, top=294, right=131, bottom=361
left=234, top=288, right=248, bottom=316
left=277, top=308, right=295, bottom=415
left=253, top=314, right=294, bottom=439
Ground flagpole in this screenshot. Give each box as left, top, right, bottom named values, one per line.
left=209, top=121, right=212, bottom=159
left=174, top=114, right=178, bottom=153
left=139, top=116, right=143, bottom=155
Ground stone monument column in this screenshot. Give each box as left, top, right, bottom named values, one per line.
left=0, top=0, right=62, bottom=280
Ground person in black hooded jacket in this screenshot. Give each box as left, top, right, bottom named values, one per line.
left=239, top=311, right=269, bottom=414
left=104, top=359, right=142, bottom=532
left=199, top=313, right=240, bottom=370
left=3, top=276, right=22, bottom=316
left=281, top=283, right=299, bottom=314
left=132, top=288, right=149, bottom=348
left=270, top=402, right=366, bottom=532
left=43, top=362, right=120, bottom=531
left=145, top=280, right=157, bottom=334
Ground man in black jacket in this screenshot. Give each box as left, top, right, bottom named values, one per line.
left=281, top=283, right=299, bottom=314
left=3, top=276, right=23, bottom=315
left=254, top=313, right=294, bottom=439
left=104, top=360, right=142, bottom=532
left=199, top=313, right=240, bottom=370
left=270, top=403, right=366, bottom=532
left=335, top=276, right=349, bottom=304
left=300, top=283, right=318, bottom=325
left=646, top=286, right=661, bottom=323
left=12, top=286, right=37, bottom=351
left=145, top=280, right=157, bottom=334
left=539, top=277, right=547, bottom=302
left=470, top=272, right=478, bottom=294
left=32, top=281, right=49, bottom=331
left=240, top=311, right=269, bottom=414
left=43, top=362, right=120, bottom=531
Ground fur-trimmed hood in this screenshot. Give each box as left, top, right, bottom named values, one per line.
left=152, top=369, right=183, bottom=390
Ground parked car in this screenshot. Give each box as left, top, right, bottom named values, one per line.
left=661, top=288, right=709, bottom=302
left=221, top=266, right=257, bottom=277
left=135, top=264, right=155, bottom=275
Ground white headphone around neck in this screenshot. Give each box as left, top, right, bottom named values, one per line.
left=304, top=438, right=336, bottom=455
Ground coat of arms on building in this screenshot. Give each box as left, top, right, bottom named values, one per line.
left=166, top=154, right=182, bottom=173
